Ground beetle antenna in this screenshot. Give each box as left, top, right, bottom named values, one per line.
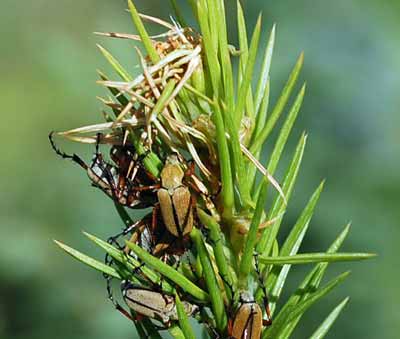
left=107, top=219, right=143, bottom=249
left=48, top=132, right=88, bottom=170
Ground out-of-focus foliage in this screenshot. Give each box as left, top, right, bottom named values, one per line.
left=0, top=0, right=398, bottom=338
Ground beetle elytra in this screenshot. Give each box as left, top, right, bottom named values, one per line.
left=123, top=285, right=198, bottom=324
left=157, top=155, right=194, bottom=237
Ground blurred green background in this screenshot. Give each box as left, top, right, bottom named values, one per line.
left=1, top=0, right=398, bottom=338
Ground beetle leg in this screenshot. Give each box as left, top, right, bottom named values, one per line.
left=86, top=137, right=123, bottom=201
left=185, top=160, right=222, bottom=199
left=182, top=160, right=208, bottom=196
left=117, top=171, right=127, bottom=196
left=122, top=129, right=129, bottom=146
left=186, top=175, right=205, bottom=195
left=152, top=204, right=160, bottom=234
left=124, top=223, right=148, bottom=255
left=91, top=163, right=119, bottom=200
left=184, top=161, right=218, bottom=205
left=210, top=321, right=225, bottom=339
left=170, top=254, right=182, bottom=271
left=129, top=262, right=146, bottom=280
left=94, top=135, right=121, bottom=198
left=262, top=318, right=272, bottom=327
left=135, top=150, right=161, bottom=182
left=142, top=167, right=159, bottom=182
left=184, top=159, right=196, bottom=177
left=186, top=174, right=221, bottom=222
left=103, top=267, right=136, bottom=323
left=127, top=160, right=138, bottom=182
left=50, top=131, right=125, bottom=210
left=152, top=231, right=178, bottom=258
left=135, top=183, right=161, bottom=192
left=254, top=251, right=272, bottom=326
left=107, top=219, right=145, bottom=250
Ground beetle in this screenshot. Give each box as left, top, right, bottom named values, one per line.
left=227, top=292, right=271, bottom=339
left=103, top=214, right=193, bottom=323
left=49, top=132, right=157, bottom=209
left=157, top=154, right=194, bottom=237
left=231, top=296, right=262, bottom=339
left=122, top=283, right=198, bottom=325
left=103, top=155, right=198, bottom=297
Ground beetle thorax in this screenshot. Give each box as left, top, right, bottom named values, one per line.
left=160, top=163, right=184, bottom=191
left=239, top=291, right=253, bottom=303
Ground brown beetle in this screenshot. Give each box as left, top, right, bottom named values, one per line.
left=228, top=292, right=271, bottom=339
left=49, top=132, right=157, bottom=209
left=123, top=285, right=198, bottom=325
left=157, top=155, right=194, bottom=237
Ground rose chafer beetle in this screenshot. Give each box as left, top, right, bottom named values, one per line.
left=156, top=154, right=194, bottom=237
left=122, top=283, right=199, bottom=325
left=49, top=132, right=157, bottom=209
left=228, top=292, right=271, bottom=339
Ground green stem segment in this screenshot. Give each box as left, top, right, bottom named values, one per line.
left=151, top=79, right=176, bottom=118
left=127, top=0, right=160, bottom=64
left=190, top=228, right=227, bottom=332
left=238, top=180, right=268, bottom=287
left=197, top=208, right=235, bottom=294
left=212, top=102, right=234, bottom=220
left=168, top=325, right=186, bottom=339
left=175, top=294, right=196, bottom=339
left=130, top=134, right=162, bottom=178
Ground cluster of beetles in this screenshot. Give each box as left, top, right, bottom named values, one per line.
left=49, top=130, right=272, bottom=339
left=49, top=18, right=272, bottom=339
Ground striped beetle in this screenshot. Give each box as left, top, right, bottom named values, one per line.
left=49, top=132, right=157, bottom=209
left=122, top=283, right=198, bottom=325
left=229, top=292, right=271, bottom=339
left=156, top=154, right=194, bottom=237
